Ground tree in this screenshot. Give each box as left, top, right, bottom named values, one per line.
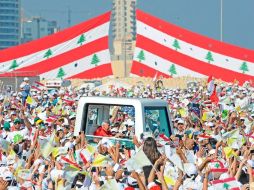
left=172, top=39, right=180, bottom=51
left=240, top=61, right=249, bottom=74
left=91, top=54, right=100, bottom=66
left=77, top=34, right=86, bottom=45
left=205, top=51, right=214, bottom=63
left=43, top=49, right=53, bottom=59
left=9, top=60, right=18, bottom=70
left=223, top=183, right=230, bottom=190
left=57, top=68, right=66, bottom=79
left=137, top=50, right=145, bottom=62
left=169, top=64, right=177, bottom=76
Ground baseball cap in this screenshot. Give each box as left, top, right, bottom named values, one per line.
left=13, top=118, right=21, bottom=124
left=3, top=122, right=10, bottom=131
left=184, top=163, right=198, bottom=176
left=177, top=119, right=184, bottom=124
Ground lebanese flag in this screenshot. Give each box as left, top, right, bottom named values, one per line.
left=0, top=12, right=112, bottom=79
left=32, top=81, right=45, bottom=91
left=62, top=99, right=75, bottom=106
left=210, top=85, right=219, bottom=104
left=61, top=156, right=81, bottom=169
left=76, top=145, right=95, bottom=164
left=153, top=71, right=158, bottom=82
left=209, top=159, right=228, bottom=173
left=197, top=134, right=211, bottom=141
left=207, top=76, right=214, bottom=96
left=210, top=177, right=240, bottom=190
left=131, top=10, right=254, bottom=84
left=157, top=134, right=170, bottom=145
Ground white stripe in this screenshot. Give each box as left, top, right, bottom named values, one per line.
left=213, top=180, right=240, bottom=189
left=133, top=47, right=206, bottom=78
left=0, top=22, right=109, bottom=72
left=40, top=49, right=111, bottom=79
left=137, top=21, right=254, bottom=76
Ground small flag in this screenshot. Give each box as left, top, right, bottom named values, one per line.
left=207, top=76, right=214, bottom=96
left=222, top=110, right=229, bottom=120
left=17, top=169, right=31, bottom=180
left=153, top=71, right=158, bottom=82
left=179, top=108, right=188, bottom=117
left=0, top=138, right=10, bottom=152
left=201, top=111, right=213, bottom=121
left=100, top=179, right=118, bottom=190
left=26, top=96, right=36, bottom=106
left=125, top=149, right=152, bottom=171
left=223, top=147, right=238, bottom=159
left=92, top=154, right=110, bottom=167
left=52, top=147, right=68, bottom=158
left=31, top=81, right=45, bottom=91
left=164, top=176, right=176, bottom=186
left=40, top=130, right=55, bottom=158
left=61, top=156, right=81, bottom=170
left=62, top=99, right=75, bottom=106
left=210, top=177, right=240, bottom=190
left=209, top=160, right=228, bottom=173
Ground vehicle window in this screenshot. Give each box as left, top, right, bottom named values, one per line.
left=84, top=104, right=135, bottom=140
left=144, top=107, right=171, bottom=138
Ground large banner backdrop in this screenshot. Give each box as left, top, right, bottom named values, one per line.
left=131, top=9, right=254, bottom=84
left=0, top=12, right=112, bottom=79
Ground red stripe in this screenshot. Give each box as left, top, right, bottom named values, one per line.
left=80, top=152, right=88, bottom=164
left=0, top=37, right=109, bottom=77
left=136, top=35, right=254, bottom=84
left=211, top=159, right=225, bottom=168
left=159, top=134, right=170, bottom=142
left=131, top=61, right=172, bottom=78
left=61, top=156, right=81, bottom=169
left=34, top=81, right=44, bottom=86
left=69, top=63, right=112, bottom=79
left=31, top=86, right=41, bottom=91
left=210, top=168, right=228, bottom=173
left=0, top=12, right=110, bottom=62
left=137, top=9, right=254, bottom=63
left=211, top=177, right=237, bottom=185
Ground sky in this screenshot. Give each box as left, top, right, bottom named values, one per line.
left=22, top=0, right=254, bottom=49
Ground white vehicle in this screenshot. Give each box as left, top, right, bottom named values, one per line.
left=75, top=97, right=173, bottom=148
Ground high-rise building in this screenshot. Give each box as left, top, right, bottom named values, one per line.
left=111, top=0, right=136, bottom=77
left=0, top=0, right=21, bottom=50
left=21, top=17, right=60, bottom=43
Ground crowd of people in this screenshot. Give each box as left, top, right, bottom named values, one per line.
left=0, top=77, right=253, bottom=190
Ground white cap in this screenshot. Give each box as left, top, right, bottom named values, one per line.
left=64, top=141, right=74, bottom=149
left=3, top=170, right=13, bottom=181
left=184, top=163, right=198, bottom=176
left=24, top=77, right=29, bottom=81
left=207, top=122, right=214, bottom=127
left=177, top=119, right=184, bottom=124
left=126, top=119, right=134, bottom=126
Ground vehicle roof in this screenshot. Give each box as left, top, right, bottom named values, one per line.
left=79, top=96, right=168, bottom=106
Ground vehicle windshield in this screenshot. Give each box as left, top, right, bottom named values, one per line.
left=144, top=106, right=171, bottom=138
left=84, top=104, right=135, bottom=149
left=84, top=104, right=135, bottom=146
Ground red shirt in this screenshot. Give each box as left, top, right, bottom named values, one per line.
left=94, top=126, right=112, bottom=137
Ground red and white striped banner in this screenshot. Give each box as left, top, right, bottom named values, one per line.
left=131, top=10, right=254, bottom=84
left=0, top=12, right=112, bottom=80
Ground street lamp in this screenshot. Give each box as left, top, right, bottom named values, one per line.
left=220, top=0, right=223, bottom=42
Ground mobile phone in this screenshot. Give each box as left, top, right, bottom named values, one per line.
left=45, top=165, right=49, bottom=170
